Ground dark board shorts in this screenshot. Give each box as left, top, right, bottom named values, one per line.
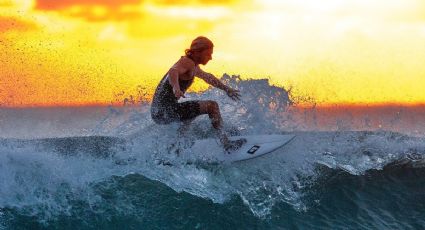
left=151, top=100, right=202, bottom=125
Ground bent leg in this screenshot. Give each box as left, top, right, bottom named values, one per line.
left=177, top=100, right=223, bottom=129
left=198, top=100, right=223, bottom=129
left=181, top=100, right=246, bottom=151
left=198, top=100, right=246, bottom=151
left=198, top=100, right=232, bottom=145
left=177, top=100, right=225, bottom=139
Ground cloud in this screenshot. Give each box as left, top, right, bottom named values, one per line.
left=0, top=16, right=38, bottom=33
left=35, top=0, right=142, bottom=10
left=33, top=0, right=243, bottom=21
left=155, top=0, right=237, bottom=4
left=34, top=0, right=143, bottom=21
left=34, top=0, right=236, bottom=10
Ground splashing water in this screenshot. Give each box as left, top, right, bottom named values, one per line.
left=0, top=74, right=425, bottom=228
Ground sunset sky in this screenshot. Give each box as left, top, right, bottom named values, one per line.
left=1, top=0, right=425, bottom=107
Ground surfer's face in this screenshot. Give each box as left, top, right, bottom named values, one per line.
left=199, top=48, right=213, bottom=65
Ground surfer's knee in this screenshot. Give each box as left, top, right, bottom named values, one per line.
left=208, top=101, right=222, bottom=129
left=199, top=100, right=219, bottom=114
left=199, top=100, right=222, bottom=129
left=206, top=100, right=219, bottom=114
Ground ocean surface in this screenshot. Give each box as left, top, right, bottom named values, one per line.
left=1, top=75, right=425, bottom=229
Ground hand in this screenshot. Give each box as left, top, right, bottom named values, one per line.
left=173, top=88, right=185, bottom=100
left=226, top=88, right=241, bottom=101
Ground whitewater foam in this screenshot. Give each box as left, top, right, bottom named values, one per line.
left=1, top=74, right=425, bottom=221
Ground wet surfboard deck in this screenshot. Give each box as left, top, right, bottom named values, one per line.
left=191, top=134, right=295, bottom=163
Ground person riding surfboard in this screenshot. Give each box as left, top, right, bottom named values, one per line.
left=151, top=36, right=246, bottom=151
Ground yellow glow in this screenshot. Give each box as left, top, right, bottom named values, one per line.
left=92, top=6, right=107, bottom=17
left=1, top=0, right=425, bottom=107
left=1, top=0, right=35, bottom=11
left=144, top=4, right=231, bottom=19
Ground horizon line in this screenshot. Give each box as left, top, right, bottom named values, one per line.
left=2, top=102, right=425, bottom=109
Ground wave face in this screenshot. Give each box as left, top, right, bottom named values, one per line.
left=1, top=75, right=425, bottom=229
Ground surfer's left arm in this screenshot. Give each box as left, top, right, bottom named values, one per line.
left=195, top=67, right=241, bottom=101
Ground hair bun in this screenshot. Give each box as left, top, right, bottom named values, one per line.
left=190, top=36, right=214, bottom=51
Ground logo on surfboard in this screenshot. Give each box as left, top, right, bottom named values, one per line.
left=247, top=145, right=260, bottom=154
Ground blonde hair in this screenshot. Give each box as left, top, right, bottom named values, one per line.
left=185, top=36, right=214, bottom=57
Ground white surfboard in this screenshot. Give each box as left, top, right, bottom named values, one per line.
left=190, top=134, right=295, bottom=163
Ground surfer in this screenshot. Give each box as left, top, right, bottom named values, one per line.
left=151, top=36, right=246, bottom=151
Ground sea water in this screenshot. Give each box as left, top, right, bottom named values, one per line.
left=0, top=75, right=424, bottom=229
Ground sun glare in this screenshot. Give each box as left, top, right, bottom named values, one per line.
left=6, top=0, right=34, bottom=11
left=1, top=0, right=425, bottom=106
left=144, top=4, right=230, bottom=19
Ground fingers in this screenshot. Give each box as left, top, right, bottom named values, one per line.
left=228, top=90, right=241, bottom=101
left=230, top=94, right=239, bottom=101
left=174, top=90, right=185, bottom=99
left=233, top=90, right=241, bottom=100
left=225, top=88, right=241, bottom=101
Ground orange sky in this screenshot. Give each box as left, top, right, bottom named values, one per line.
left=1, top=0, right=425, bottom=107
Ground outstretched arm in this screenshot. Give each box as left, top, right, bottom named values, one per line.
left=195, top=67, right=241, bottom=101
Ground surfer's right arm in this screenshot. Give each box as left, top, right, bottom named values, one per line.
left=168, top=70, right=184, bottom=99
left=167, top=58, right=195, bottom=99
left=195, top=67, right=241, bottom=101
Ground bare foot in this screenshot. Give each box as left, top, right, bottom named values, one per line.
left=224, top=138, right=247, bottom=152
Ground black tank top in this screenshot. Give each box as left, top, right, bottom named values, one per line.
left=151, top=71, right=194, bottom=109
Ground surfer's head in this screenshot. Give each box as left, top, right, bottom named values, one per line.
left=185, top=36, right=214, bottom=65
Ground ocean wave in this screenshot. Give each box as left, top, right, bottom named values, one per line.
left=1, top=74, right=425, bottom=224
left=0, top=130, right=424, bottom=221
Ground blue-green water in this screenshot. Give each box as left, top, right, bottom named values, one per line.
left=0, top=132, right=424, bottom=230
left=1, top=77, right=425, bottom=229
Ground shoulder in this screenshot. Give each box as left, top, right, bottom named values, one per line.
left=173, top=56, right=195, bottom=70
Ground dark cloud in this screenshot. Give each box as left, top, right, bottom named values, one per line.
left=34, top=0, right=239, bottom=21
left=35, top=0, right=143, bottom=21
left=35, top=0, right=142, bottom=10
left=0, top=16, right=38, bottom=33
left=155, top=0, right=237, bottom=5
